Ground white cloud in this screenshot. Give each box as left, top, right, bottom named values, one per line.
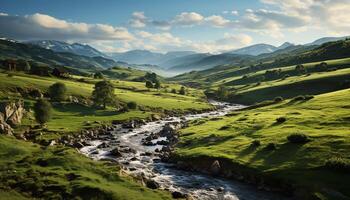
left=204, top=15, right=230, bottom=27
left=129, top=11, right=147, bottom=28
left=173, top=12, right=204, bottom=26
left=0, top=13, right=134, bottom=41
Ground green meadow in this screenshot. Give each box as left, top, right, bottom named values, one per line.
left=175, top=88, right=350, bottom=199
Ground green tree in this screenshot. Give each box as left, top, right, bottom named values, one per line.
left=179, top=86, right=186, bottom=95
left=92, top=80, right=116, bottom=109
left=34, top=99, right=52, bottom=125
left=127, top=101, right=137, bottom=109
left=94, top=72, right=104, bottom=79
left=154, top=79, right=161, bottom=89
left=48, top=82, right=67, bottom=102
left=145, top=80, right=153, bottom=89
left=217, top=85, right=229, bottom=100
left=171, top=88, right=177, bottom=94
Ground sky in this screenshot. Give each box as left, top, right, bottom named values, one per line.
left=0, top=0, right=350, bottom=53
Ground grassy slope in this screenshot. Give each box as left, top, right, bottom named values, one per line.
left=0, top=135, right=171, bottom=200
left=175, top=89, right=350, bottom=199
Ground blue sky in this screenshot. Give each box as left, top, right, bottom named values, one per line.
left=0, top=0, right=349, bottom=53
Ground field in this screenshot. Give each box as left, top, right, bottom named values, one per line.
left=0, top=135, right=172, bottom=200
left=175, top=89, right=350, bottom=199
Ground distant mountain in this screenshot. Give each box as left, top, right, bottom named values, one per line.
left=277, top=42, right=294, bottom=50
left=108, top=50, right=163, bottom=65
left=26, top=40, right=108, bottom=58
left=228, top=44, right=278, bottom=56
left=160, top=53, right=211, bottom=69
left=306, top=36, right=349, bottom=46
left=0, top=39, right=117, bottom=71
left=168, top=53, right=252, bottom=73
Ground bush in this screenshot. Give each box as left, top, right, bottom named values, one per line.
left=94, top=72, right=104, bottom=79
left=33, top=99, right=52, bottom=125
left=287, top=133, right=310, bottom=143
left=179, top=86, right=186, bottom=95
left=325, top=157, right=350, bottom=172
left=171, top=88, right=177, bottom=94
left=293, top=95, right=306, bottom=101
left=265, top=143, right=276, bottom=150
left=48, top=82, right=67, bottom=102
left=127, top=101, right=137, bottom=109
left=276, top=117, right=286, bottom=123
left=274, top=96, right=284, bottom=102
left=251, top=140, right=261, bottom=147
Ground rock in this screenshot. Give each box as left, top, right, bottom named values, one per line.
left=217, top=187, right=224, bottom=192
left=0, top=120, right=13, bottom=135
left=146, top=179, right=160, bottom=189
left=109, top=148, right=122, bottom=157
left=210, top=160, right=221, bottom=175
left=49, top=140, right=56, bottom=146
left=172, top=191, right=187, bottom=199
left=73, top=142, right=84, bottom=148
left=130, top=157, right=138, bottom=161
left=97, top=142, right=109, bottom=148
left=0, top=100, right=25, bottom=126
left=156, top=140, right=169, bottom=145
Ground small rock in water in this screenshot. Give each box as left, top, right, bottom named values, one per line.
left=171, top=191, right=187, bottom=199
left=146, top=179, right=160, bottom=189
left=109, top=148, right=122, bottom=157
left=217, top=187, right=224, bottom=192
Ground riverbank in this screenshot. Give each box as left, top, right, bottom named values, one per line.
left=173, top=89, right=350, bottom=200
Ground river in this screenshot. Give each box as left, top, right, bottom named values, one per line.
left=80, top=101, right=290, bottom=200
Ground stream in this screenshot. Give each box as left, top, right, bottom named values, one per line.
left=80, top=101, right=290, bottom=200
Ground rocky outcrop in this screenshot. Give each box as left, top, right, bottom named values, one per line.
left=0, top=100, right=25, bottom=135
left=0, top=100, right=25, bottom=126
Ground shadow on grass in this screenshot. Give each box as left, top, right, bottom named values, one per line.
left=53, top=103, right=119, bottom=117
left=248, top=142, right=306, bottom=167
left=179, top=135, right=235, bottom=149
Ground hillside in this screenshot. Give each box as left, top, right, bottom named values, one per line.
left=0, top=39, right=118, bottom=71
left=26, top=40, right=108, bottom=58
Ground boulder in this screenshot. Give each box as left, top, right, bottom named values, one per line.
left=210, top=160, right=221, bottom=175
left=145, top=179, right=160, bottom=189
left=0, top=100, right=25, bottom=126
left=171, top=191, right=187, bottom=199
left=73, top=142, right=84, bottom=148
left=0, top=122, right=13, bottom=135
left=109, top=148, right=122, bottom=157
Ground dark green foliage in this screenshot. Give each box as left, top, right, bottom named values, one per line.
left=171, top=88, right=177, bottom=94
left=276, top=117, right=287, bottom=123
left=293, top=95, right=306, bottom=101
left=144, top=72, right=158, bottom=83
left=325, top=157, right=350, bottom=172
left=287, top=133, right=310, bottom=143
left=154, top=79, right=161, bottom=89
left=33, top=99, right=52, bottom=125
left=295, top=64, right=306, bottom=74
left=179, top=86, right=186, bottom=95
left=265, top=143, right=276, bottom=150
left=92, top=80, right=116, bottom=109
left=251, top=140, right=261, bottom=147
left=274, top=96, right=284, bottom=102
left=48, top=82, right=67, bottom=102
left=94, top=72, right=104, bottom=79
left=216, top=85, right=229, bottom=100
left=127, top=101, right=137, bottom=109
left=145, top=80, right=153, bottom=88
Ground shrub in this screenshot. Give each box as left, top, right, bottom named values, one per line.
left=7, top=73, right=14, bottom=77
left=179, top=86, right=186, bottom=95
left=251, top=140, right=261, bottom=147
left=94, top=72, right=104, bottom=79
left=33, top=99, right=52, bottom=125
left=265, top=143, right=276, bottom=150
left=276, top=117, right=286, bottom=123
left=293, top=95, right=306, bottom=101
left=274, top=96, right=284, bottom=102
left=48, top=82, right=67, bottom=102
left=171, top=88, right=177, bottom=94
left=145, top=80, right=153, bottom=88
left=127, top=101, right=137, bottom=109
left=325, top=157, right=350, bottom=172
left=287, top=133, right=309, bottom=143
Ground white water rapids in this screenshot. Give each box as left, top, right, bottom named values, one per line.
left=80, top=101, right=291, bottom=200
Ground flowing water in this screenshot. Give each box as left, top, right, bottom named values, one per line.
left=80, top=102, right=290, bottom=200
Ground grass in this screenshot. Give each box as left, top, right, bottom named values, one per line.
left=175, top=89, right=350, bottom=199
left=0, top=135, right=172, bottom=200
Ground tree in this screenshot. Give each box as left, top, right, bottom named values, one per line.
left=144, top=72, right=157, bottom=83
left=179, top=86, right=186, bottom=95
left=48, top=82, right=67, bottom=102
left=92, top=80, right=116, bottom=109
left=295, top=64, right=306, bottom=74
left=94, top=72, right=104, bottom=79
left=154, top=79, right=161, bottom=89
left=145, top=80, right=153, bottom=89
left=171, top=88, right=177, bottom=94
left=127, top=101, right=137, bottom=109
left=34, top=99, right=52, bottom=125
left=217, top=85, right=229, bottom=100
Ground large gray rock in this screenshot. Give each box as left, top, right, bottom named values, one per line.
left=0, top=100, right=25, bottom=126
left=0, top=121, right=13, bottom=135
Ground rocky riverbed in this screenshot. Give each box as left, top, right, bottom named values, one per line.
left=79, top=102, right=291, bottom=200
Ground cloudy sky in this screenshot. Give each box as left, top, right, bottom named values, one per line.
left=0, top=0, right=349, bottom=53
